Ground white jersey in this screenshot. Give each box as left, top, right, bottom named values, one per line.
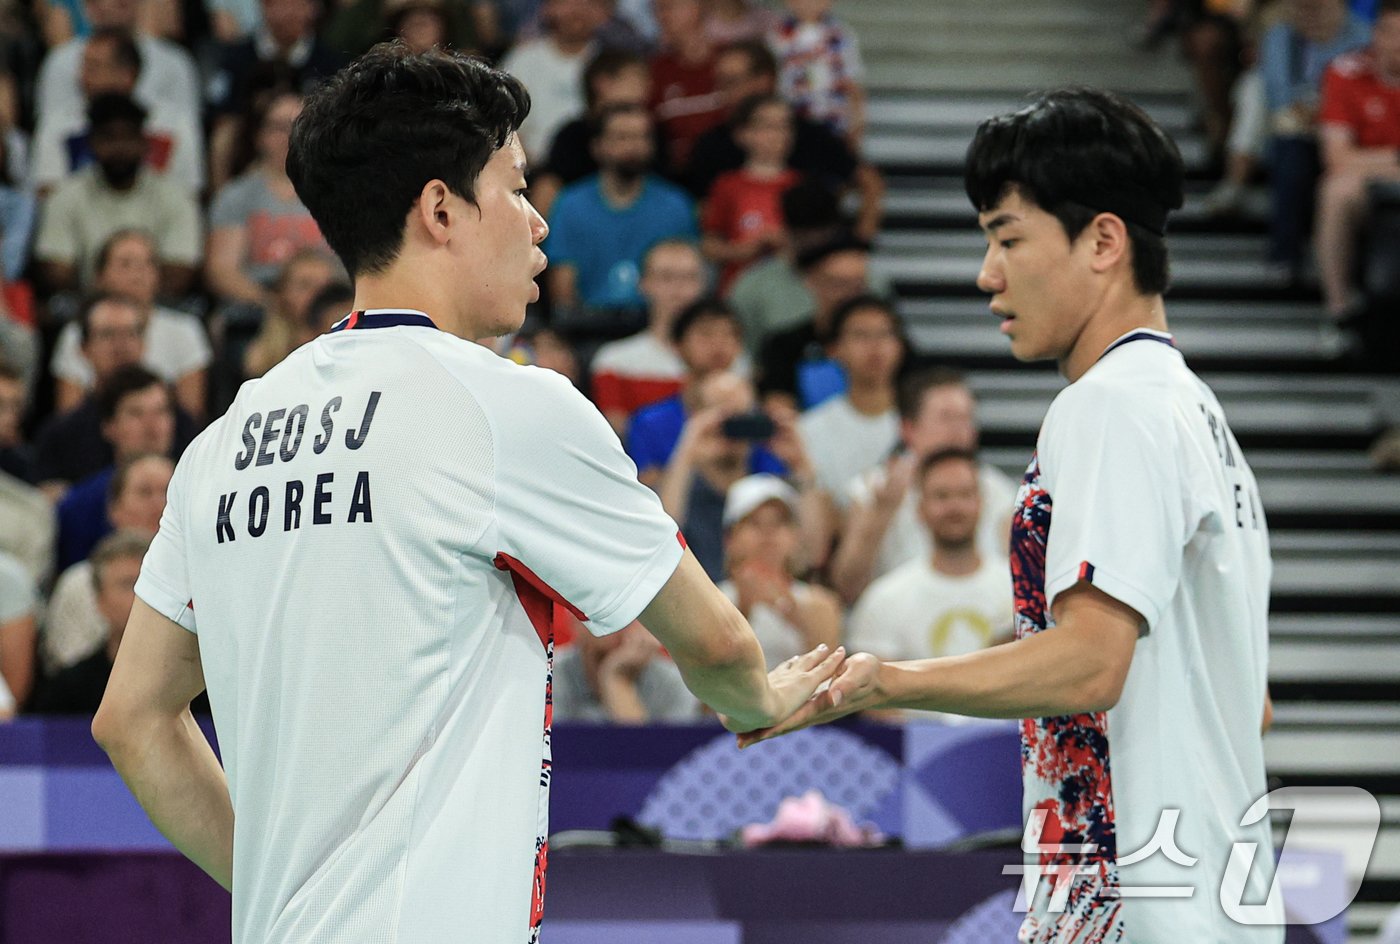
left=1011, top=330, right=1279, bottom=943
left=134, top=310, right=683, bottom=944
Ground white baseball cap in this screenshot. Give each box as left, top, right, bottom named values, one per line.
left=722, top=474, right=799, bottom=529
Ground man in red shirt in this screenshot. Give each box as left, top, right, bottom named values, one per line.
left=1315, top=0, right=1400, bottom=320
left=649, top=0, right=726, bottom=175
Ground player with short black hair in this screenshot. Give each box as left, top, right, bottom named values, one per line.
left=95, top=43, right=842, bottom=944
left=747, top=87, right=1279, bottom=944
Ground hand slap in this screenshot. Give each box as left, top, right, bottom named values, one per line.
left=720, top=644, right=847, bottom=734
left=736, top=652, right=883, bottom=748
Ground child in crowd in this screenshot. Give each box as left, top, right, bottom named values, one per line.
left=767, top=0, right=865, bottom=145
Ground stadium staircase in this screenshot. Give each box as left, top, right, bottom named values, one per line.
left=845, top=0, right=1400, bottom=939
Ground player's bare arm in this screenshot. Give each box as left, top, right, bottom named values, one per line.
left=640, top=548, right=846, bottom=733
left=92, top=599, right=234, bottom=890
left=739, top=580, right=1138, bottom=746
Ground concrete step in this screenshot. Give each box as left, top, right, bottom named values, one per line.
left=866, top=126, right=1212, bottom=173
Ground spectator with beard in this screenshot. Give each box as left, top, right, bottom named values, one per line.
left=30, top=28, right=204, bottom=196
left=49, top=230, right=212, bottom=419
left=34, top=95, right=201, bottom=297
left=546, top=102, right=697, bottom=338
left=42, top=454, right=171, bottom=675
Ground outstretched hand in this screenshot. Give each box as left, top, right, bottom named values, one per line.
left=720, top=644, right=847, bottom=734
left=735, top=652, right=884, bottom=748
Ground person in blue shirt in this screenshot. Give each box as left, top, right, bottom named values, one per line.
left=545, top=102, right=697, bottom=340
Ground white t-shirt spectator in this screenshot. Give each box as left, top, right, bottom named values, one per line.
left=846, top=461, right=1016, bottom=580
left=134, top=309, right=683, bottom=944
left=41, top=560, right=106, bottom=674
left=798, top=395, right=898, bottom=504
left=1012, top=330, right=1277, bottom=943
left=551, top=646, right=699, bottom=722
left=29, top=102, right=206, bottom=194
left=0, top=551, right=35, bottom=714
left=35, top=35, right=202, bottom=132
left=847, top=554, right=1012, bottom=661
left=500, top=39, right=595, bottom=160
left=718, top=579, right=823, bottom=670
left=50, top=307, right=212, bottom=392
left=34, top=168, right=203, bottom=286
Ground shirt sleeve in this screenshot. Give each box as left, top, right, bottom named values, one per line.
left=1317, top=64, right=1354, bottom=131
left=34, top=183, right=80, bottom=264
left=207, top=177, right=248, bottom=230
left=0, top=552, right=34, bottom=623
left=543, top=191, right=581, bottom=267
left=133, top=454, right=198, bottom=633
left=1038, top=385, right=1188, bottom=633
left=49, top=321, right=91, bottom=386
left=0, top=187, right=36, bottom=282
left=156, top=187, right=203, bottom=266
left=701, top=176, right=733, bottom=237
left=162, top=313, right=214, bottom=376
left=487, top=367, right=684, bottom=635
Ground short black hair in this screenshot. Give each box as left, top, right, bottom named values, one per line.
left=287, top=42, right=530, bottom=277
left=897, top=366, right=967, bottom=422
left=0, top=357, right=21, bottom=384
left=88, top=92, right=147, bottom=134
left=307, top=282, right=356, bottom=322
left=781, top=180, right=842, bottom=231
left=796, top=232, right=871, bottom=273
left=964, top=87, right=1184, bottom=296
left=589, top=101, right=649, bottom=143
left=718, top=39, right=778, bottom=79
left=78, top=292, right=144, bottom=345
left=828, top=293, right=903, bottom=345
left=1381, top=0, right=1400, bottom=14
left=670, top=296, right=739, bottom=345
left=917, top=447, right=980, bottom=484
left=88, top=27, right=143, bottom=75
left=582, top=48, right=648, bottom=112
left=96, top=364, right=166, bottom=424
left=731, top=93, right=788, bottom=131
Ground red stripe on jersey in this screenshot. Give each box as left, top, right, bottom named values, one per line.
left=345, top=310, right=362, bottom=330
left=494, top=552, right=587, bottom=651
left=676, top=530, right=687, bottom=549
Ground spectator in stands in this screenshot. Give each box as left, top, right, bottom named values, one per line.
left=305, top=281, right=355, bottom=334
left=701, top=94, right=800, bottom=292
left=684, top=40, right=883, bottom=240
left=35, top=95, right=202, bottom=297
left=52, top=366, right=179, bottom=569
left=719, top=473, right=840, bottom=668
left=34, top=530, right=150, bottom=714
left=658, top=369, right=815, bottom=578
left=1178, top=0, right=1252, bottom=163
left=501, top=0, right=609, bottom=160
left=504, top=322, right=585, bottom=385
left=42, top=454, right=170, bottom=674
left=243, top=249, right=339, bottom=378
left=327, top=0, right=495, bottom=60
left=552, top=619, right=700, bottom=722
left=626, top=296, right=746, bottom=483
left=0, top=463, right=55, bottom=589
left=797, top=294, right=904, bottom=505
left=206, top=0, right=344, bottom=189
left=727, top=179, right=844, bottom=353
left=532, top=48, right=663, bottom=216
left=0, top=549, right=36, bottom=714
left=1201, top=5, right=1280, bottom=218
left=546, top=103, right=697, bottom=333
left=847, top=449, right=1014, bottom=665
left=590, top=238, right=710, bottom=436
left=649, top=0, right=726, bottom=174
left=34, top=299, right=193, bottom=494
left=1261, top=0, right=1371, bottom=274
left=830, top=368, right=1016, bottom=606
left=385, top=0, right=451, bottom=53
left=30, top=28, right=203, bottom=196
left=768, top=0, right=865, bottom=146
left=0, top=360, right=32, bottom=483
left=0, top=136, right=37, bottom=385
left=757, top=232, right=870, bottom=408
left=34, top=0, right=202, bottom=133
left=704, top=0, right=775, bottom=44
left=206, top=92, right=327, bottom=310
left=1315, top=0, right=1400, bottom=320
left=50, top=230, right=211, bottom=419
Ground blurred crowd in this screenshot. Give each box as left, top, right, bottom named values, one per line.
left=0, top=0, right=1030, bottom=725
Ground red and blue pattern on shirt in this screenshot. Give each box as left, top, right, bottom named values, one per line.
left=1012, top=454, right=1124, bottom=943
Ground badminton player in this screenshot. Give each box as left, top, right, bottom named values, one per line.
left=92, top=43, right=843, bottom=944
left=741, top=89, right=1281, bottom=943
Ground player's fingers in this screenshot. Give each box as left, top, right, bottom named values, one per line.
left=738, top=689, right=835, bottom=748
left=803, top=645, right=846, bottom=683
left=790, top=643, right=836, bottom=673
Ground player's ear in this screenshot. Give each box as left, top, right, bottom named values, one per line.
left=1087, top=212, right=1129, bottom=276
left=414, top=179, right=454, bottom=248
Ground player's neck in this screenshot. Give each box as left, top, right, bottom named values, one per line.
left=1060, top=283, right=1168, bottom=384
left=352, top=262, right=476, bottom=339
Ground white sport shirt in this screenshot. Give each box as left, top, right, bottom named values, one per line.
left=1011, top=330, right=1281, bottom=944
left=135, top=310, right=684, bottom=944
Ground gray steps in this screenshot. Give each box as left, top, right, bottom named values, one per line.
left=882, top=182, right=1273, bottom=228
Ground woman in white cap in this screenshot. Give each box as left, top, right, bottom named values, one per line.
left=719, top=473, right=842, bottom=669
